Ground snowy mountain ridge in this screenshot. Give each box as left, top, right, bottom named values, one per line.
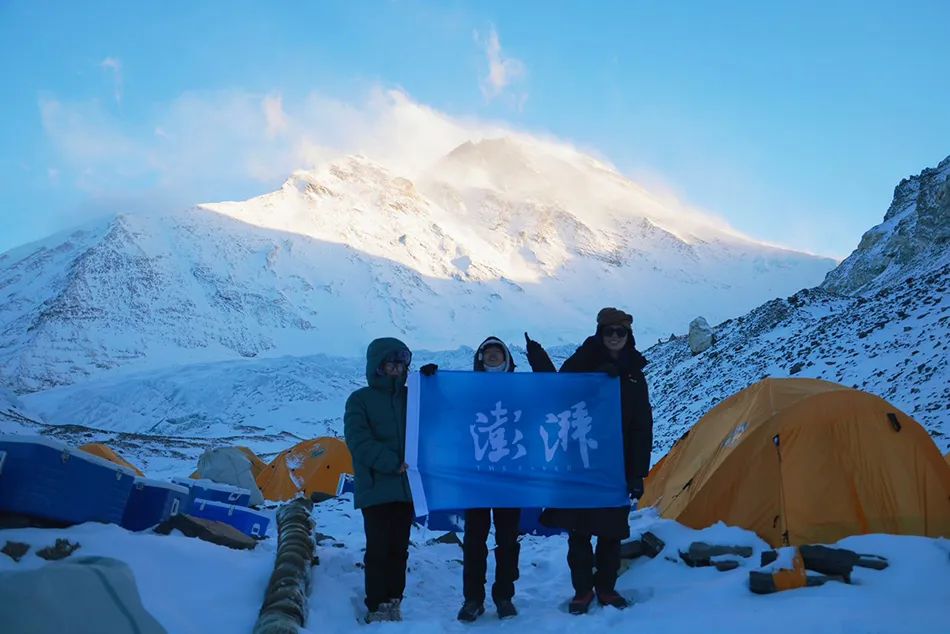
left=648, top=154, right=950, bottom=452
left=823, top=155, right=950, bottom=294
left=0, top=136, right=833, bottom=394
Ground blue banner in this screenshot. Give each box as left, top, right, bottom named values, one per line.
left=406, top=371, right=628, bottom=515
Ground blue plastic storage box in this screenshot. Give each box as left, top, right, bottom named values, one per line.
left=336, top=473, right=354, bottom=496
left=188, top=498, right=270, bottom=538
left=171, top=477, right=252, bottom=508
left=122, top=478, right=189, bottom=531
left=0, top=435, right=136, bottom=525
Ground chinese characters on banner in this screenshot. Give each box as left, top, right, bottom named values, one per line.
left=405, top=371, right=628, bottom=515
left=470, top=400, right=598, bottom=468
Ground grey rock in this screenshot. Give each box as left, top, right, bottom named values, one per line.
left=680, top=541, right=753, bottom=567
left=36, top=539, right=80, bottom=561
left=713, top=560, right=740, bottom=572
left=688, top=317, right=714, bottom=355
left=1, top=542, right=30, bottom=562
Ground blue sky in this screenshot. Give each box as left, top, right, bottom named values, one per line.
left=1, top=1, right=948, bottom=258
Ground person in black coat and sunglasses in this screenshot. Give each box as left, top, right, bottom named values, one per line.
left=539, top=307, right=654, bottom=614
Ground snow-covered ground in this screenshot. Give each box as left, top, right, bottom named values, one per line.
left=2, top=501, right=948, bottom=633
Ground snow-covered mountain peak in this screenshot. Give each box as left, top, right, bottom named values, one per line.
left=435, top=136, right=618, bottom=190
left=287, top=154, right=414, bottom=194
left=428, top=136, right=715, bottom=242
left=0, top=137, right=836, bottom=393
left=203, top=139, right=834, bottom=293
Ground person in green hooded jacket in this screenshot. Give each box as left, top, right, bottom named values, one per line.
left=344, top=337, right=414, bottom=623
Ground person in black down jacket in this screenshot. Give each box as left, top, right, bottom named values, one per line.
left=459, top=337, right=521, bottom=622
left=421, top=336, right=524, bottom=622
left=541, top=307, right=654, bottom=614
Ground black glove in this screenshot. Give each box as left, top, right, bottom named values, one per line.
left=524, top=332, right=539, bottom=353
left=419, top=363, right=438, bottom=376
left=627, top=477, right=644, bottom=500
left=602, top=363, right=621, bottom=378
left=524, top=332, right=557, bottom=373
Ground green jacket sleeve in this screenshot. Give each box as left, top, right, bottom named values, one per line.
left=344, top=392, right=402, bottom=474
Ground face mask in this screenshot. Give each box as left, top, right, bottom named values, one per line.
left=484, top=363, right=506, bottom=372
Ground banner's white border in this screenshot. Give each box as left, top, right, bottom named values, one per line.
left=405, top=371, right=428, bottom=516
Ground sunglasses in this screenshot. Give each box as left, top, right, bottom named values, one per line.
left=602, top=326, right=629, bottom=338
left=382, top=349, right=412, bottom=366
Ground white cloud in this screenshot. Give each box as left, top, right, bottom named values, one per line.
left=40, top=98, right=143, bottom=166
left=475, top=26, right=526, bottom=103
left=100, top=57, right=122, bottom=104
left=37, top=87, right=744, bottom=242
left=263, top=94, right=288, bottom=138
left=39, top=88, right=512, bottom=197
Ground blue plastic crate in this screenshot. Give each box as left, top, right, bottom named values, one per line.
left=0, top=435, right=136, bottom=526
left=336, top=473, right=354, bottom=496
left=171, top=477, right=252, bottom=508
left=122, top=478, right=189, bottom=531
left=188, top=498, right=270, bottom=538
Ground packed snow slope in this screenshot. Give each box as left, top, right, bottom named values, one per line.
left=19, top=347, right=475, bottom=441
left=1, top=504, right=948, bottom=633
left=648, top=154, right=950, bottom=452
left=0, top=136, right=832, bottom=393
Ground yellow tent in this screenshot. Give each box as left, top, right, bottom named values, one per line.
left=641, top=378, right=950, bottom=546
left=78, top=443, right=144, bottom=477
left=235, top=446, right=267, bottom=479
left=257, top=437, right=353, bottom=501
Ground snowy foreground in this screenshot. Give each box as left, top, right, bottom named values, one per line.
left=2, top=499, right=948, bottom=634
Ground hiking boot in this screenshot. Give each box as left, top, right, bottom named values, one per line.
left=495, top=599, right=518, bottom=619
left=596, top=589, right=629, bottom=609
left=568, top=591, right=595, bottom=615
left=365, top=602, right=395, bottom=623
left=457, top=600, right=485, bottom=622
left=386, top=598, right=403, bottom=621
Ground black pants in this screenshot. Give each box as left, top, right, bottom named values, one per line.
left=567, top=530, right=621, bottom=595
left=463, top=508, right=521, bottom=604
left=361, top=501, right=413, bottom=611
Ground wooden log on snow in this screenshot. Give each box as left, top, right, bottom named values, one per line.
left=253, top=498, right=316, bottom=634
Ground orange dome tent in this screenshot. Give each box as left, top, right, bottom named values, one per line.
left=257, top=437, right=353, bottom=501
left=234, top=446, right=267, bottom=479
left=78, top=443, right=144, bottom=476
left=641, top=378, right=950, bottom=546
